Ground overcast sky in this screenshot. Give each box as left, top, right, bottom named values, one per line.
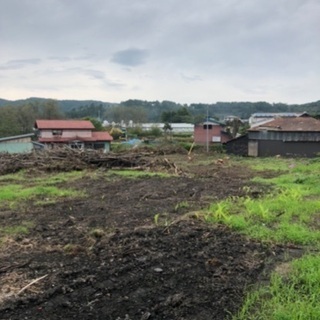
left=1, top=0, right=319, bottom=104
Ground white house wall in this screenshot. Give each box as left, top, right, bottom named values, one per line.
left=40, top=130, right=92, bottom=138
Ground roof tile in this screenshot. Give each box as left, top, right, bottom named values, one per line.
left=249, top=117, right=320, bottom=132
left=35, top=120, right=95, bottom=130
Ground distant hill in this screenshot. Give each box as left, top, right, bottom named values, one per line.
left=0, top=97, right=319, bottom=121
left=0, top=97, right=116, bottom=112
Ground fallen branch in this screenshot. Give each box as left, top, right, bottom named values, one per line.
left=16, top=274, right=48, bottom=296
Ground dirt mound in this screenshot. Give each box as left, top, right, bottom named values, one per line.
left=1, top=221, right=281, bottom=320
left=0, top=153, right=284, bottom=319
left=0, top=148, right=184, bottom=175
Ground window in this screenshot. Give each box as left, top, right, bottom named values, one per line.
left=69, top=142, right=84, bottom=149
left=203, top=124, right=212, bottom=130
left=52, top=130, right=62, bottom=136
left=93, top=143, right=105, bottom=150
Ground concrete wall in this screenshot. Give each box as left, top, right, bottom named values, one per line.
left=0, top=142, right=33, bottom=154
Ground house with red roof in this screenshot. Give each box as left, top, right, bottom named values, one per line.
left=34, top=120, right=113, bottom=152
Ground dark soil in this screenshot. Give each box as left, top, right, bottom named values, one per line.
left=0, top=152, right=287, bottom=319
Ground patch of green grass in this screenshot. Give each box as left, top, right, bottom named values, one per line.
left=0, top=184, right=81, bottom=201
left=0, top=170, right=87, bottom=185
left=204, top=157, right=320, bottom=319
left=242, top=156, right=295, bottom=172
left=204, top=158, right=320, bottom=246
left=32, top=170, right=87, bottom=185
left=63, top=243, right=84, bottom=255
left=0, top=225, right=29, bottom=236
left=0, top=183, right=84, bottom=209
left=153, top=213, right=171, bottom=226
left=0, top=170, right=27, bottom=182
left=0, top=221, right=34, bottom=244
left=198, top=157, right=320, bottom=319
left=89, top=228, right=105, bottom=239
left=205, top=200, right=233, bottom=223
left=0, top=170, right=89, bottom=208
left=175, top=201, right=190, bottom=211
left=234, top=254, right=320, bottom=320
left=0, top=185, right=23, bottom=201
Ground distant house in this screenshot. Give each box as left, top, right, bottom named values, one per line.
left=194, top=119, right=232, bottom=145
left=139, top=123, right=194, bottom=133
left=249, top=112, right=301, bottom=127
left=0, top=133, right=34, bottom=154
left=34, top=120, right=113, bottom=152
left=248, top=116, right=320, bottom=157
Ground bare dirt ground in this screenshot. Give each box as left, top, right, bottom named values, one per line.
left=0, top=150, right=289, bottom=319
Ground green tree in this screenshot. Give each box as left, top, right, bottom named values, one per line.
left=105, top=106, right=147, bottom=124
left=161, top=107, right=192, bottom=123
left=109, top=127, right=123, bottom=140
left=225, top=117, right=243, bottom=138
left=17, top=103, right=39, bottom=133
left=163, top=122, right=172, bottom=132
left=0, top=106, right=20, bottom=137
left=149, top=125, right=162, bottom=137
left=163, top=122, right=172, bottom=140
left=161, top=110, right=176, bottom=123
left=41, top=100, right=64, bottom=119
left=83, top=117, right=103, bottom=131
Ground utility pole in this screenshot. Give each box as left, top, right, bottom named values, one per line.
left=206, top=105, right=209, bottom=153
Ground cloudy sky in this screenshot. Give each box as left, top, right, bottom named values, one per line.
left=1, top=0, right=319, bottom=104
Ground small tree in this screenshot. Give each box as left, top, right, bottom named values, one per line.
left=109, top=127, right=123, bottom=140
left=83, top=117, right=104, bottom=131
left=225, top=117, right=243, bottom=138
left=163, top=122, right=172, bottom=140
left=149, top=125, right=163, bottom=137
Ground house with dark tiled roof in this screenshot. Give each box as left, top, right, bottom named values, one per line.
left=249, top=112, right=301, bottom=127
left=34, top=120, right=113, bottom=152
left=247, top=116, right=320, bottom=157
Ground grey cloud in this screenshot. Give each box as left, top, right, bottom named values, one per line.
left=83, top=69, right=105, bottom=80
left=48, top=56, right=72, bottom=62
left=111, top=49, right=148, bottom=67
left=180, top=73, right=203, bottom=82
left=0, top=59, right=41, bottom=70
left=0, top=0, right=319, bottom=103
left=104, top=80, right=126, bottom=88
left=48, top=55, right=95, bottom=62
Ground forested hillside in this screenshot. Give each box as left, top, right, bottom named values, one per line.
left=0, top=97, right=319, bottom=138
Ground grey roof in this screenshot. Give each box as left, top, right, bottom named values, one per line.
left=250, top=112, right=300, bottom=118
left=0, top=133, right=34, bottom=142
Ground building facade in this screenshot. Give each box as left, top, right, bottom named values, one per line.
left=248, top=116, right=320, bottom=157
left=194, top=119, right=232, bottom=144
left=0, top=133, right=34, bottom=154
left=34, top=120, right=113, bottom=152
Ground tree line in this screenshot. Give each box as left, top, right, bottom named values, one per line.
left=0, top=100, right=63, bottom=138
left=0, top=97, right=319, bottom=138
